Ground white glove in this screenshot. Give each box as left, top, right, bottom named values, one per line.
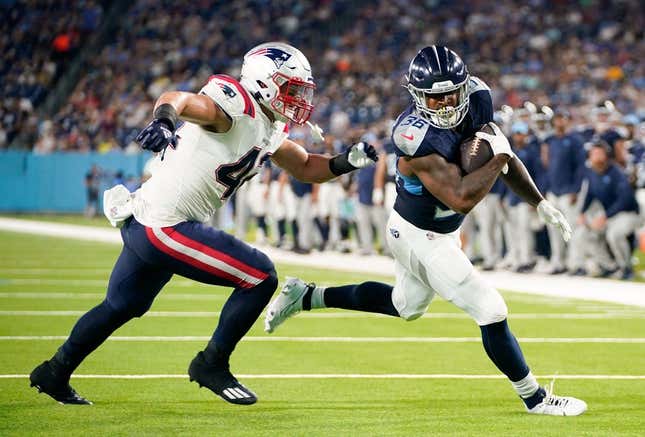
left=103, top=184, right=134, bottom=228
left=475, top=122, right=513, bottom=174
left=537, top=200, right=572, bottom=242
left=306, top=121, right=325, bottom=143
left=347, top=142, right=378, bottom=168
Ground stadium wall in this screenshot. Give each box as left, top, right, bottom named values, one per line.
left=0, top=151, right=149, bottom=212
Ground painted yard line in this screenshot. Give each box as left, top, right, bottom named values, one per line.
left=0, top=292, right=224, bottom=301
left=0, top=268, right=111, bottom=274
left=2, top=217, right=645, bottom=307
left=0, top=311, right=227, bottom=317
left=0, top=279, right=203, bottom=288
left=2, top=336, right=644, bottom=343
left=1, top=309, right=643, bottom=319
left=1, top=374, right=644, bottom=380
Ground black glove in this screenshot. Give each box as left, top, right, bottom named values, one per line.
left=329, top=142, right=379, bottom=176
left=135, top=119, right=177, bottom=153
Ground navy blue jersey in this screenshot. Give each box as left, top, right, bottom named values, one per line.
left=581, top=164, right=639, bottom=217
left=391, top=76, right=493, bottom=233
left=290, top=176, right=313, bottom=197
left=357, top=164, right=376, bottom=205
left=507, top=138, right=542, bottom=206
left=543, top=132, right=586, bottom=195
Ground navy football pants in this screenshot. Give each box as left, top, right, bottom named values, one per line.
left=59, top=218, right=278, bottom=370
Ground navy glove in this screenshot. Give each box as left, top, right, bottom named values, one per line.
left=135, top=119, right=178, bottom=153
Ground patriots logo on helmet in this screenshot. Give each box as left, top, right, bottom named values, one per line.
left=248, top=47, right=292, bottom=68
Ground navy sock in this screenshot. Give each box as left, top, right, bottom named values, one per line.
left=277, top=219, right=286, bottom=241
left=57, top=300, right=132, bottom=373
left=257, top=216, right=268, bottom=234
left=314, top=217, right=330, bottom=243
left=322, top=282, right=398, bottom=316
left=210, top=272, right=278, bottom=360
left=523, top=387, right=547, bottom=409
left=480, top=319, right=530, bottom=382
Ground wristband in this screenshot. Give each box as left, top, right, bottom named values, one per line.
left=153, top=103, right=178, bottom=131
left=329, top=151, right=356, bottom=176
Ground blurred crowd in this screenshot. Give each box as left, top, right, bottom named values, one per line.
left=1, top=0, right=105, bottom=149
left=0, top=0, right=641, bottom=153
left=1, top=0, right=643, bottom=278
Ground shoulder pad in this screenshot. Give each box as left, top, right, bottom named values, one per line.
left=468, top=76, right=490, bottom=95
left=467, top=79, right=494, bottom=127
left=391, top=112, right=432, bottom=156
left=200, top=75, right=256, bottom=118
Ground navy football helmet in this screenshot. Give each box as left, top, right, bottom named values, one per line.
left=406, top=46, right=470, bottom=129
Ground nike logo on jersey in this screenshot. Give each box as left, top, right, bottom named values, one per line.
left=401, top=133, right=414, bottom=141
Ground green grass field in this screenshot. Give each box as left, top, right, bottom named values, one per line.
left=1, top=228, right=645, bottom=436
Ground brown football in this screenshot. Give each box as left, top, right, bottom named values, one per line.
left=459, top=124, right=495, bottom=173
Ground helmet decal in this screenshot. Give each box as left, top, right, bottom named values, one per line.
left=248, top=47, right=292, bottom=69
left=241, top=42, right=316, bottom=125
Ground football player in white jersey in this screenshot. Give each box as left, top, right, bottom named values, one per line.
left=30, top=42, right=377, bottom=406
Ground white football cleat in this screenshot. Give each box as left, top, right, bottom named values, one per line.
left=264, top=277, right=313, bottom=333
left=527, top=381, right=587, bottom=416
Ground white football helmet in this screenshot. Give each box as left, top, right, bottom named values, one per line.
left=240, top=42, right=315, bottom=125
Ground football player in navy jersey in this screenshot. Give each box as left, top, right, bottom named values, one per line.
left=265, top=46, right=587, bottom=416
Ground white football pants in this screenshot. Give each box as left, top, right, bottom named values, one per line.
left=386, top=210, right=508, bottom=325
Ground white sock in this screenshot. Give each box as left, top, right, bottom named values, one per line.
left=310, top=286, right=326, bottom=309
left=511, top=371, right=540, bottom=398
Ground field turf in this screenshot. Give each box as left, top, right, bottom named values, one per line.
left=1, top=228, right=644, bottom=436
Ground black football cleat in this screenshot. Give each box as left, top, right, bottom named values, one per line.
left=29, top=361, right=92, bottom=405
left=188, top=352, right=257, bottom=405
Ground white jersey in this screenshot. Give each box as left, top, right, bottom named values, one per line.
left=133, top=75, right=289, bottom=227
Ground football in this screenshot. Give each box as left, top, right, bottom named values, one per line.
left=459, top=124, right=495, bottom=173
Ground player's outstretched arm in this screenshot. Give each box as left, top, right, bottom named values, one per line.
left=500, top=157, right=572, bottom=241
left=405, top=153, right=510, bottom=214
left=153, top=91, right=232, bottom=132
left=499, top=157, right=543, bottom=207
left=136, top=91, right=233, bottom=154
left=271, top=139, right=378, bottom=183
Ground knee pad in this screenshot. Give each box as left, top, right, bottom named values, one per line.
left=391, top=276, right=432, bottom=322
left=454, top=272, right=508, bottom=326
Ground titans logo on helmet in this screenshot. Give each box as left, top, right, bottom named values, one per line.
left=248, top=47, right=292, bottom=68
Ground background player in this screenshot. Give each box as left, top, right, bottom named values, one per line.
left=29, top=42, right=377, bottom=406
left=265, top=46, right=586, bottom=416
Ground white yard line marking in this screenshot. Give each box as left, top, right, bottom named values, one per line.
left=2, top=374, right=644, bottom=380
left=0, top=309, right=642, bottom=319
left=0, top=267, right=111, bottom=275
left=0, top=279, right=202, bottom=288
left=0, top=311, right=223, bottom=317
left=2, top=217, right=645, bottom=307
left=0, top=292, right=223, bottom=301
left=2, top=336, right=644, bottom=343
